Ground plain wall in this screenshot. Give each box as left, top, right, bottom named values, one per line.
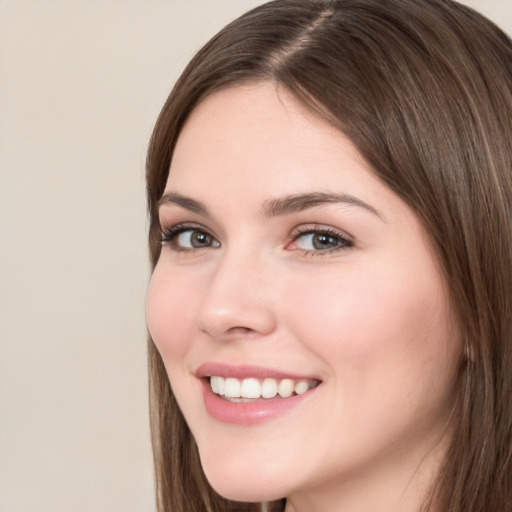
left=1, top=1, right=511, bottom=511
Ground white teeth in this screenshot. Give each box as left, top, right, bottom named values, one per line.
left=209, top=376, right=318, bottom=399
left=261, top=378, right=278, bottom=398
left=217, top=376, right=225, bottom=396
left=224, top=377, right=241, bottom=398
left=294, top=380, right=309, bottom=395
left=210, top=376, right=225, bottom=396
left=241, top=378, right=261, bottom=399
left=278, top=378, right=294, bottom=398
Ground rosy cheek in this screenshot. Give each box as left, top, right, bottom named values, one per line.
left=285, top=274, right=376, bottom=355
left=146, top=271, right=192, bottom=359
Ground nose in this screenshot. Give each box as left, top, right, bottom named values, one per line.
left=196, top=250, right=278, bottom=341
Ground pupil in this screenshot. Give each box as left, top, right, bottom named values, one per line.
left=192, top=231, right=210, bottom=247
left=313, top=234, right=338, bottom=250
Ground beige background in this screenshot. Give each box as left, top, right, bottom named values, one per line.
left=1, top=1, right=510, bottom=511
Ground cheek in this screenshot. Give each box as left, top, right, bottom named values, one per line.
left=284, top=260, right=457, bottom=386
left=146, top=265, right=198, bottom=361
left=282, top=266, right=401, bottom=354
left=281, top=263, right=460, bottom=464
left=146, top=265, right=209, bottom=426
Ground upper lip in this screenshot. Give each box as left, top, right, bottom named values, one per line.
left=195, top=362, right=321, bottom=381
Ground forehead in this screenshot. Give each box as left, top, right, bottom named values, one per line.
left=167, top=83, right=383, bottom=204
left=173, top=83, right=341, bottom=165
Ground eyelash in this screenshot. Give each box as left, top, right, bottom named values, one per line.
left=160, top=223, right=354, bottom=256
left=160, top=223, right=218, bottom=252
left=289, top=225, right=354, bottom=256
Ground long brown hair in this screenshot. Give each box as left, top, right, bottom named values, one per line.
left=146, top=1, right=512, bottom=510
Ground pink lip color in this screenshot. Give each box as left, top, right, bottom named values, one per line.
left=196, top=363, right=320, bottom=426
left=196, top=363, right=318, bottom=381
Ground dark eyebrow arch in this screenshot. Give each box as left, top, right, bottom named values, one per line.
left=157, top=191, right=384, bottom=221
left=157, top=192, right=211, bottom=217
left=262, top=192, right=384, bottom=220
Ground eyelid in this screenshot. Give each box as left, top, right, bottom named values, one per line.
left=287, top=224, right=354, bottom=254
left=290, top=223, right=353, bottom=239
left=159, top=221, right=353, bottom=256
left=160, top=222, right=220, bottom=249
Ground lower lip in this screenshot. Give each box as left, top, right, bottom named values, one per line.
left=201, top=380, right=318, bottom=426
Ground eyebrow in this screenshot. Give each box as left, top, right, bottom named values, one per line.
left=158, top=192, right=211, bottom=217
left=158, top=191, right=383, bottom=221
left=262, top=191, right=384, bottom=220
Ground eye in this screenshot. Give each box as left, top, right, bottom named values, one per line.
left=176, top=230, right=218, bottom=249
left=161, top=225, right=220, bottom=251
left=288, top=226, right=353, bottom=254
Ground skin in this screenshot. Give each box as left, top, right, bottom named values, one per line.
left=146, top=83, right=462, bottom=512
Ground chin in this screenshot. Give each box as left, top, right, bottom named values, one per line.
left=200, top=452, right=289, bottom=503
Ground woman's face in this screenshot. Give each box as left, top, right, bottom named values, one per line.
left=146, top=83, right=461, bottom=510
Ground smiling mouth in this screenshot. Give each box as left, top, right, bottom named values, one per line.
left=209, top=376, right=321, bottom=401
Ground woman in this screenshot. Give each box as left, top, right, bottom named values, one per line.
left=145, top=0, right=512, bottom=511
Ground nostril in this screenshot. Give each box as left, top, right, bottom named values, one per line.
left=201, top=325, right=260, bottom=341
left=227, top=326, right=256, bottom=335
